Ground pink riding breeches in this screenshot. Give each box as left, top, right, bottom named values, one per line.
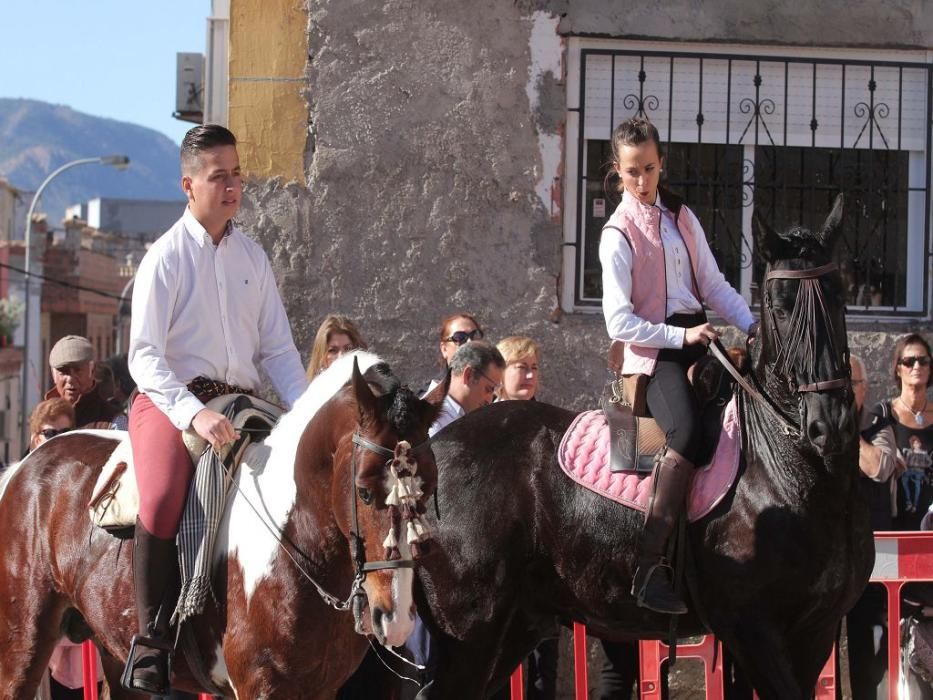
left=128, top=393, right=194, bottom=539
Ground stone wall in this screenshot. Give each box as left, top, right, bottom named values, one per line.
left=229, top=0, right=932, bottom=411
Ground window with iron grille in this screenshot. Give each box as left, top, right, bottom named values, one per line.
left=568, top=44, right=932, bottom=317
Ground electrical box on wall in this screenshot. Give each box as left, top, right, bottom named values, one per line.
left=174, top=52, right=204, bottom=124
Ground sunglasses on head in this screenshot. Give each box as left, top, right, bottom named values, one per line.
left=444, top=329, right=484, bottom=345
left=40, top=428, right=69, bottom=439
left=899, top=355, right=932, bottom=368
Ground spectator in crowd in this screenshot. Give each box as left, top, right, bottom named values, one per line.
left=106, top=353, right=136, bottom=406
left=494, top=335, right=558, bottom=700
left=422, top=313, right=485, bottom=395
left=44, top=335, right=123, bottom=429
left=846, top=352, right=907, bottom=700
left=430, top=340, right=504, bottom=436
left=497, top=336, right=540, bottom=402
left=406, top=341, right=505, bottom=689
left=26, top=399, right=102, bottom=699
left=306, top=314, right=367, bottom=379
left=28, top=398, right=75, bottom=452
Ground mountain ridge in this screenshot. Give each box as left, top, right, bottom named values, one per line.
left=0, top=98, right=183, bottom=232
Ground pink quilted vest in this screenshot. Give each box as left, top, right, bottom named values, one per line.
left=602, top=188, right=704, bottom=377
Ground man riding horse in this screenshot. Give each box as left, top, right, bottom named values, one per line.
left=123, top=124, right=308, bottom=693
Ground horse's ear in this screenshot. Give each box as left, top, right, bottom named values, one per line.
left=420, top=370, right=450, bottom=427
left=351, top=357, right=379, bottom=422
left=817, top=193, right=845, bottom=252
left=753, top=210, right=781, bottom=264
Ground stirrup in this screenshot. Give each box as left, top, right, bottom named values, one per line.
left=632, top=561, right=687, bottom=615
left=120, top=633, right=173, bottom=693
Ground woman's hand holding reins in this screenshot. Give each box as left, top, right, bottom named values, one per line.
left=192, top=408, right=240, bottom=452
left=684, top=323, right=720, bottom=347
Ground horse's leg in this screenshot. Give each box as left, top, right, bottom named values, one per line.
left=0, top=589, right=66, bottom=700
left=721, top=619, right=810, bottom=700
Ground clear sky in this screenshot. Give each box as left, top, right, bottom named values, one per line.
left=1, top=1, right=210, bottom=145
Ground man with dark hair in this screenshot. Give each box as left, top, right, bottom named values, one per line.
left=124, top=124, right=308, bottom=693
left=430, top=340, right=505, bottom=436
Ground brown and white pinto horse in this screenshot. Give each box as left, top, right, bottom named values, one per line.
left=0, top=352, right=444, bottom=699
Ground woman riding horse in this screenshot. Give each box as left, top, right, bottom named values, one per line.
left=600, top=117, right=758, bottom=614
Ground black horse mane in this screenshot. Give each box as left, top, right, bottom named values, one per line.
left=362, top=362, right=420, bottom=436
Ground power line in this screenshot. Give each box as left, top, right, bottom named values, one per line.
left=0, top=261, right=127, bottom=302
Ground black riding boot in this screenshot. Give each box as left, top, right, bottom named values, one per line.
left=631, top=448, right=693, bottom=614
left=121, top=518, right=178, bottom=694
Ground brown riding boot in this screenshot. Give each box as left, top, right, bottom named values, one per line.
left=121, top=518, right=179, bottom=694
left=631, top=448, right=694, bottom=614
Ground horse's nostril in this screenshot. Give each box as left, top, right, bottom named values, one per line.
left=371, top=606, right=384, bottom=631
left=807, top=419, right=829, bottom=446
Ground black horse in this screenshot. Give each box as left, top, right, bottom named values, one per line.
left=413, top=195, right=873, bottom=699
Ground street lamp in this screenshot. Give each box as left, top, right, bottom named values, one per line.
left=20, top=155, right=130, bottom=447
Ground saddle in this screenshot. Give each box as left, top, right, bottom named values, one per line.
left=602, top=343, right=734, bottom=474
left=88, top=394, right=283, bottom=531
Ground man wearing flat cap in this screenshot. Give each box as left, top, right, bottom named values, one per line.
left=45, top=334, right=123, bottom=428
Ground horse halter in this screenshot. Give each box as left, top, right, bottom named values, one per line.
left=763, top=261, right=850, bottom=395
left=348, top=433, right=433, bottom=578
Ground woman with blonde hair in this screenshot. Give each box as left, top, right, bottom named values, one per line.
left=305, top=315, right=367, bottom=379
left=496, top=336, right=540, bottom=401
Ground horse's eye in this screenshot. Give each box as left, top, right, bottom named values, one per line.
left=773, top=308, right=789, bottom=321
left=357, top=487, right=373, bottom=505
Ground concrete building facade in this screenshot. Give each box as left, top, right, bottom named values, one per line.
left=203, top=0, right=932, bottom=411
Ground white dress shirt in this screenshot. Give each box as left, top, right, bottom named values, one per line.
left=429, top=394, right=466, bottom=437
left=129, top=208, right=308, bottom=429
left=599, top=196, right=755, bottom=349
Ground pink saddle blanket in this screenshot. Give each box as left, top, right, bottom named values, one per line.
left=557, top=396, right=741, bottom=522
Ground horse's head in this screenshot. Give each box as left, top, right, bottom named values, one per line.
left=754, top=194, right=855, bottom=457
left=338, top=358, right=446, bottom=647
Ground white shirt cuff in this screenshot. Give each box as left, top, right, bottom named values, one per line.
left=169, top=395, right=207, bottom=431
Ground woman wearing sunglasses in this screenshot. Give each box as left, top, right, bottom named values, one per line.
left=421, top=313, right=485, bottom=396
left=28, top=398, right=75, bottom=452
left=438, top=313, right=484, bottom=366
left=868, top=333, right=933, bottom=530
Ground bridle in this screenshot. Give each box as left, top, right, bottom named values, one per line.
left=227, top=430, right=434, bottom=615
left=763, top=261, right=850, bottom=395
left=711, top=260, right=850, bottom=438
left=348, top=432, right=434, bottom=575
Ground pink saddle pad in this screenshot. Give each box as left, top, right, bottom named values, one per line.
left=557, top=397, right=741, bottom=522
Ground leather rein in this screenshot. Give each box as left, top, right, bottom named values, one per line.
left=710, top=261, right=849, bottom=437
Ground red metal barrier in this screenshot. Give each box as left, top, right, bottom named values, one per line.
left=81, top=642, right=98, bottom=700
left=871, top=530, right=933, bottom=700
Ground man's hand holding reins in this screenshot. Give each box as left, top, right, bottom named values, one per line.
left=684, top=323, right=720, bottom=347
left=192, top=408, right=239, bottom=452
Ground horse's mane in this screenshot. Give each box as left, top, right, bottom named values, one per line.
left=359, top=362, right=421, bottom=437
left=264, top=349, right=384, bottom=452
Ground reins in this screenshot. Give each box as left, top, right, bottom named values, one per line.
left=710, top=261, right=849, bottom=438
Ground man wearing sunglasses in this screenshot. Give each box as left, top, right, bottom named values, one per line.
left=429, top=341, right=505, bottom=437
left=44, top=335, right=123, bottom=429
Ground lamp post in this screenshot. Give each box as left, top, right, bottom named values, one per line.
left=20, top=155, right=130, bottom=447
left=115, top=276, right=135, bottom=356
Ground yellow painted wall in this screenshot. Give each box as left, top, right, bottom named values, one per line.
left=228, top=0, right=307, bottom=183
